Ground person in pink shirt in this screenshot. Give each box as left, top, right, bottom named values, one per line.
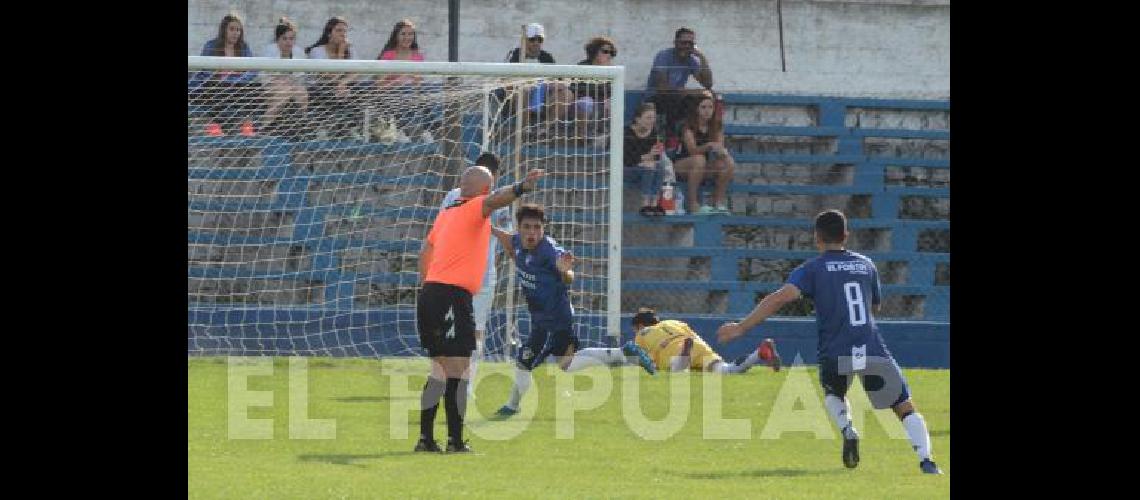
left=375, top=19, right=432, bottom=142
left=377, top=19, right=424, bottom=85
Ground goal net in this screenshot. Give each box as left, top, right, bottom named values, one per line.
left=187, top=56, right=624, bottom=359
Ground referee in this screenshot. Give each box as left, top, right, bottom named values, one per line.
left=414, top=164, right=545, bottom=453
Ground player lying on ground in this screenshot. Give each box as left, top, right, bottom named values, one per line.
left=631, top=307, right=780, bottom=374
left=716, top=209, right=942, bottom=474
left=490, top=203, right=656, bottom=418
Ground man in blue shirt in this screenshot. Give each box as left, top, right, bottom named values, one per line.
left=491, top=203, right=654, bottom=417
left=717, top=210, right=942, bottom=475
left=645, top=27, right=713, bottom=135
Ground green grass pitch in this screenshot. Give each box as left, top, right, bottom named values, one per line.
left=188, top=357, right=949, bottom=499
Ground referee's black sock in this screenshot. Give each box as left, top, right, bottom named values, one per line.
left=420, top=377, right=446, bottom=442
left=444, top=378, right=469, bottom=443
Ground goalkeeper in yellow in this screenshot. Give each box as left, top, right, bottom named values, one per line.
left=632, top=308, right=781, bottom=374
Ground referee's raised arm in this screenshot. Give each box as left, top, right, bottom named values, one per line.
left=482, top=168, right=545, bottom=217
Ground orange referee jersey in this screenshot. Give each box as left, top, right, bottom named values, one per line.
left=423, top=194, right=491, bottom=295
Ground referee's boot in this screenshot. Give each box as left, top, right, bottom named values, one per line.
left=446, top=439, right=473, bottom=453
left=414, top=438, right=442, bottom=453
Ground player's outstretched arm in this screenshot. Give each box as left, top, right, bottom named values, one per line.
left=492, top=226, right=514, bottom=255
left=717, top=283, right=801, bottom=343
left=556, top=251, right=575, bottom=285
left=483, top=169, right=546, bottom=217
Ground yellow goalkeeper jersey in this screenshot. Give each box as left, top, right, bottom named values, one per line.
left=634, top=319, right=723, bottom=371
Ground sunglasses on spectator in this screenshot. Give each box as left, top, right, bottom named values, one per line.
left=528, top=36, right=544, bottom=43
left=675, top=40, right=695, bottom=46
left=600, top=48, right=616, bottom=56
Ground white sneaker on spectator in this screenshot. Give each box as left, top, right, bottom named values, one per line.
left=395, top=130, right=411, bottom=143
left=421, top=130, right=434, bottom=143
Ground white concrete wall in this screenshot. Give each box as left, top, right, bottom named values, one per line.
left=188, top=0, right=948, bottom=98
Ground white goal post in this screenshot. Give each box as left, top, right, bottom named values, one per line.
left=187, top=56, right=624, bottom=359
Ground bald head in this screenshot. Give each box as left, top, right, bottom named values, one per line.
left=459, top=166, right=493, bottom=197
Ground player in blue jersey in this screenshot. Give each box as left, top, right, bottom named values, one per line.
left=716, top=209, right=942, bottom=475
left=491, top=203, right=655, bottom=417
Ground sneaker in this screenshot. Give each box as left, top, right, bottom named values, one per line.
left=240, top=121, right=255, bottom=137
left=494, top=405, right=519, bottom=418
left=395, top=130, right=411, bottom=143
left=420, top=130, right=435, bottom=143
left=714, top=204, right=731, bottom=215
left=919, top=459, right=943, bottom=474
left=695, top=205, right=718, bottom=216
left=842, top=431, right=860, bottom=469
left=205, top=122, right=223, bottom=137
left=591, top=134, right=609, bottom=149
left=622, top=341, right=657, bottom=375
left=446, top=439, right=473, bottom=453
left=414, top=437, right=442, bottom=453
left=757, top=338, right=781, bottom=372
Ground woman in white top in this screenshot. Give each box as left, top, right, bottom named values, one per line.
left=305, top=16, right=356, bottom=98
left=303, top=16, right=364, bottom=138
left=259, top=17, right=308, bottom=134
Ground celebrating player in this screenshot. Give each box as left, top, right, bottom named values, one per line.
left=717, top=209, right=942, bottom=474
left=492, top=203, right=655, bottom=418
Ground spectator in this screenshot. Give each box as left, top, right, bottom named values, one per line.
left=376, top=19, right=433, bottom=143
left=377, top=19, right=425, bottom=83
left=190, top=13, right=258, bottom=136
left=504, top=23, right=555, bottom=63
left=645, top=27, right=713, bottom=138
left=677, top=92, right=734, bottom=215
left=306, top=16, right=354, bottom=60
left=503, top=23, right=574, bottom=135
left=258, top=17, right=308, bottom=138
left=572, top=36, right=617, bottom=143
left=306, top=16, right=364, bottom=139
left=624, top=102, right=669, bottom=216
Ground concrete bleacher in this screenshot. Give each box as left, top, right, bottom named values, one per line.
left=621, top=91, right=948, bottom=318
left=188, top=91, right=950, bottom=367
left=617, top=91, right=949, bottom=366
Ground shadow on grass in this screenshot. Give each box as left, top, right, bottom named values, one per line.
left=929, top=429, right=950, bottom=437
left=298, top=452, right=418, bottom=466
left=331, top=396, right=417, bottom=403
left=676, top=467, right=847, bottom=479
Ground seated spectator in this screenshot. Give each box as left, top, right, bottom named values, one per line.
left=306, top=16, right=365, bottom=139
left=375, top=19, right=433, bottom=143
left=503, top=23, right=574, bottom=136
left=189, top=13, right=259, bottom=136
left=258, top=17, right=308, bottom=138
left=645, top=27, right=713, bottom=138
left=677, top=92, right=734, bottom=215
left=572, top=36, right=617, bottom=143
left=624, top=103, right=669, bottom=216
left=377, top=19, right=425, bottom=84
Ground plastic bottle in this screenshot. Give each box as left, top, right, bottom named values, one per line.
left=659, top=181, right=676, bottom=215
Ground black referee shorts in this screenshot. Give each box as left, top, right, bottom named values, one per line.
left=417, top=282, right=477, bottom=357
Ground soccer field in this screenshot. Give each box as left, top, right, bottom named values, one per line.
left=188, top=357, right=949, bottom=499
